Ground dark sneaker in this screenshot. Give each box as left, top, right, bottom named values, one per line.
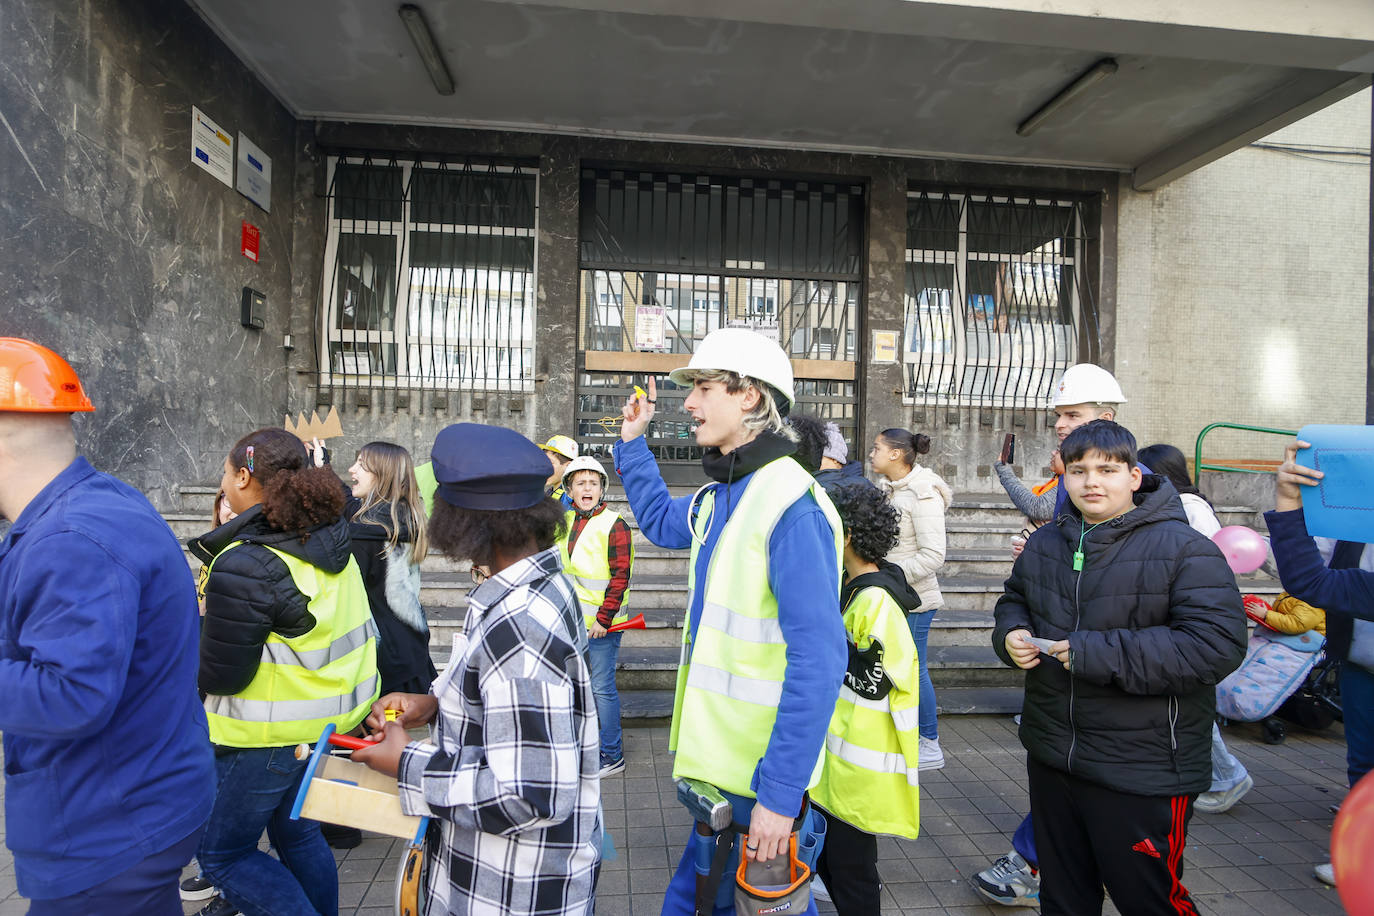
left=196, top=896, right=240, bottom=916
left=180, top=872, right=216, bottom=901
left=598, top=755, right=626, bottom=777
left=320, top=822, right=363, bottom=849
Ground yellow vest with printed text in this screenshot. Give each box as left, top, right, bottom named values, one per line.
left=669, top=457, right=844, bottom=799
left=560, top=507, right=633, bottom=629
left=204, top=543, right=380, bottom=748
left=810, top=584, right=922, bottom=839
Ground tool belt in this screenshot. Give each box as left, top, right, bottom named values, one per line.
left=690, top=795, right=813, bottom=916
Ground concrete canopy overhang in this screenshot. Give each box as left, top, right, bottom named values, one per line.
left=186, top=0, right=1373, bottom=188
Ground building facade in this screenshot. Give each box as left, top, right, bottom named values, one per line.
left=2, top=0, right=1368, bottom=502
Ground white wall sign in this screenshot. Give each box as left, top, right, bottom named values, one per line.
left=191, top=107, right=233, bottom=187
left=634, top=305, right=668, bottom=350
left=236, top=132, right=272, bottom=212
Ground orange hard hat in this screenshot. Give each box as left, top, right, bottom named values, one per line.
left=0, top=338, right=95, bottom=412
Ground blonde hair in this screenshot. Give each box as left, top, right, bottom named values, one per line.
left=689, top=369, right=796, bottom=441
left=352, top=441, right=429, bottom=558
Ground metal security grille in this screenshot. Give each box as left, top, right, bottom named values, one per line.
left=577, top=168, right=863, bottom=471
left=904, top=188, right=1099, bottom=410
left=316, top=154, right=538, bottom=392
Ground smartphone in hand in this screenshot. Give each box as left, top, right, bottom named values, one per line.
left=1000, top=433, right=1016, bottom=465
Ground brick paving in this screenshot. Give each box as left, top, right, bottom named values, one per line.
left=0, top=714, right=1352, bottom=915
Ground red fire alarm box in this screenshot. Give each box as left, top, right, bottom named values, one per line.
left=241, top=221, right=260, bottom=262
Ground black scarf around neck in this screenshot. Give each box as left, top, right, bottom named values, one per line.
left=700, top=431, right=798, bottom=483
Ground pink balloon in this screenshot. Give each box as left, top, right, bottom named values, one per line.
left=1212, top=526, right=1268, bottom=575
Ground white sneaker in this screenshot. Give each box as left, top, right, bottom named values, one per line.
left=1194, top=773, right=1254, bottom=814
left=974, top=851, right=1040, bottom=907
left=918, top=736, right=945, bottom=771
left=1314, top=862, right=1336, bottom=886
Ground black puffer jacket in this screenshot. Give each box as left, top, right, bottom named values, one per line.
left=189, top=505, right=354, bottom=696
left=992, top=476, right=1247, bottom=796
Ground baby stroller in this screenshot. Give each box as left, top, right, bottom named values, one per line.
left=1216, top=596, right=1330, bottom=745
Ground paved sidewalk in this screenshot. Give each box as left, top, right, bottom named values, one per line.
left=0, top=714, right=1353, bottom=915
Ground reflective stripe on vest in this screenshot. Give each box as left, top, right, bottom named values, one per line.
left=669, top=457, right=843, bottom=800
left=205, top=674, right=380, bottom=724
left=823, top=733, right=919, bottom=787
left=559, top=508, right=632, bottom=628
left=810, top=585, right=921, bottom=839
left=204, top=542, right=380, bottom=748
left=844, top=689, right=921, bottom=734
left=259, top=619, right=374, bottom=670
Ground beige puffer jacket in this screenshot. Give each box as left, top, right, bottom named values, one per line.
left=878, top=464, right=954, bottom=611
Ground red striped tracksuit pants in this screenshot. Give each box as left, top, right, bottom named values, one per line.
left=1027, top=756, right=1200, bottom=916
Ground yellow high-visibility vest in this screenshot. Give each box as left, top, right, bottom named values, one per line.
left=669, top=457, right=843, bottom=799
left=559, top=508, right=633, bottom=629
left=204, top=543, right=379, bottom=747
left=811, top=584, right=922, bottom=839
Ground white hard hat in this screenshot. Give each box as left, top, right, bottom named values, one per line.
left=668, top=328, right=795, bottom=410
left=1052, top=364, right=1127, bottom=407
left=562, top=455, right=609, bottom=488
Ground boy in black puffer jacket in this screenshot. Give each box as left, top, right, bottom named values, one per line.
left=992, top=420, right=1246, bottom=916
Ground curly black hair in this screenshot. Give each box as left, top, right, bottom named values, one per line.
left=826, top=482, right=900, bottom=564
left=787, top=412, right=829, bottom=474
left=228, top=427, right=345, bottom=537
left=427, top=496, right=567, bottom=566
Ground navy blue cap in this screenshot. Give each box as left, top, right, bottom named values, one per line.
left=430, top=423, right=552, bottom=510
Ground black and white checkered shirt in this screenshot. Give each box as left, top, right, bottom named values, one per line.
left=397, top=547, right=602, bottom=914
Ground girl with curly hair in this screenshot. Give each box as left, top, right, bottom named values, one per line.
left=811, top=482, right=924, bottom=916
left=189, top=427, right=378, bottom=916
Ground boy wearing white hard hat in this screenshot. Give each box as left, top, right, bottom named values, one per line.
left=614, top=328, right=846, bottom=916
left=557, top=455, right=635, bottom=776
left=993, top=364, right=1127, bottom=527
left=978, top=363, right=1253, bottom=908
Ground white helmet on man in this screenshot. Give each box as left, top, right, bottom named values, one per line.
left=1052, top=364, right=1127, bottom=407
left=561, top=455, right=609, bottom=489
left=668, top=328, right=795, bottom=411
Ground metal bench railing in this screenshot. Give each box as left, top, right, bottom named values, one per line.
left=1193, top=422, right=1297, bottom=486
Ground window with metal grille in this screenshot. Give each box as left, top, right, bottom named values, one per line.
left=904, top=189, right=1099, bottom=409
left=576, top=168, right=863, bottom=468
left=579, top=169, right=862, bottom=359
left=318, top=155, right=538, bottom=391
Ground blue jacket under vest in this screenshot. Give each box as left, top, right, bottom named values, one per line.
left=613, top=434, right=846, bottom=819
left=0, top=458, right=214, bottom=899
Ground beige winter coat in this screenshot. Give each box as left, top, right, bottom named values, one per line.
left=878, top=464, right=954, bottom=611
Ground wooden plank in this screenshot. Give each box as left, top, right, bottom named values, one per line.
left=790, top=358, right=856, bottom=381
left=584, top=351, right=855, bottom=381
left=584, top=352, right=690, bottom=373
left=300, top=779, right=420, bottom=839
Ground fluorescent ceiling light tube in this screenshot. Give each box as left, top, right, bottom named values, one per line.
left=398, top=4, right=455, bottom=96
left=1016, top=58, right=1118, bottom=137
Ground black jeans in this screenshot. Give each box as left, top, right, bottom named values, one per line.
left=815, top=808, right=881, bottom=916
